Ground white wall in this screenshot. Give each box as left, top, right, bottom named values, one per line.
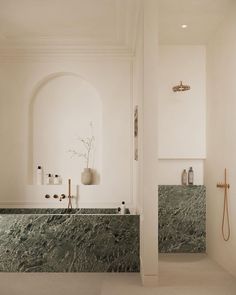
left=0, top=58, right=133, bottom=208
left=206, top=3, right=236, bottom=277
left=158, top=45, right=206, bottom=185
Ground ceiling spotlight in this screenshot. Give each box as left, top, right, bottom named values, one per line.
left=181, top=24, right=188, bottom=29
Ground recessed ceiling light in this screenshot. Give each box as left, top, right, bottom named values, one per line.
left=181, top=24, right=188, bottom=29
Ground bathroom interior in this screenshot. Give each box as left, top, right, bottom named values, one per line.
left=0, top=0, right=236, bottom=294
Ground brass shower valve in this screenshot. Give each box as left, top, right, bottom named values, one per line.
left=216, top=183, right=230, bottom=189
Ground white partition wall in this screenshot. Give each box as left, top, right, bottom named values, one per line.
left=206, top=2, right=236, bottom=277
left=157, top=45, right=206, bottom=185
left=139, top=0, right=159, bottom=285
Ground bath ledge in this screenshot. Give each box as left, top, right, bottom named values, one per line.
left=0, top=208, right=139, bottom=215
left=0, top=213, right=139, bottom=216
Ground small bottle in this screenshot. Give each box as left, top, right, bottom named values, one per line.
left=54, top=174, right=60, bottom=185
left=46, top=173, right=53, bottom=185
left=36, top=166, right=43, bottom=185
left=181, top=169, right=187, bottom=186
left=121, top=201, right=126, bottom=215
left=188, top=167, right=194, bottom=185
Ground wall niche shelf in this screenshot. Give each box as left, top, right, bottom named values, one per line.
left=27, top=72, right=102, bottom=187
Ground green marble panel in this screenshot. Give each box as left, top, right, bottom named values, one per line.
left=158, top=185, right=206, bottom=253
left=0, top=209, right=139, bottom=272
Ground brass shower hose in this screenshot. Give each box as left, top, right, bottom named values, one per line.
left=217, top=168, right=231, bottom=241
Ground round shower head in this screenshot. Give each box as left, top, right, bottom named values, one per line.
left=172, top=81, right=190, bottom=92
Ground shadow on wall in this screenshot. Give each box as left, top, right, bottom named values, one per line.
left=28, top=72, right=102, bottom=186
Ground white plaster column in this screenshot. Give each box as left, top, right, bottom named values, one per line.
left=140, top=0, right=159, bottom=286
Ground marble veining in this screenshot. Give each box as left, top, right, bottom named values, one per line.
left=0, top=209, right=139, bottom=272
left=158, top=185, right=206, bottom=253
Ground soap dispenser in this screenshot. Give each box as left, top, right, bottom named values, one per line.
left=181, top=169, right=187, bottom=186
left=188, top=167, right=194, bottom=185
left=121, top=201, right=126, bottom=215
left=36, top=166, right=43, bottom=185
left=46, top=173, right=53, bottom=185
left=54, top=174, right=60, bottom=185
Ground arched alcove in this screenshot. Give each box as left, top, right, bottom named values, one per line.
left=28, top=72, right=102, bottom=185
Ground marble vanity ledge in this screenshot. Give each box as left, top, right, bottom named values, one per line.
left=158, top=185, right=205, bottom=187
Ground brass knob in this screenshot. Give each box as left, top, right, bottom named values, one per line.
left=45, top=194, right=50, bottom=199
left=53, top=194, right=59, bottom=199
left=61, top=194, right=66, bottom=199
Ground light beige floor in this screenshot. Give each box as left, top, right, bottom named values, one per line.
left=0, top=254, right=236, bottom=295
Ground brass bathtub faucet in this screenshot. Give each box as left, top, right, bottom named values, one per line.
left=44, top=179, right=73, bottom=208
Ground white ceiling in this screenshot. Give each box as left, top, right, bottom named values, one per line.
left=158, top=0, right=233, bottom=45
left=0, top=0, right=140, bottom=54
left=0, top=0, right=233, bottom=54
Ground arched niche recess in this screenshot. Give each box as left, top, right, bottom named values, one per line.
left=28, top=72, right=102, bottom=185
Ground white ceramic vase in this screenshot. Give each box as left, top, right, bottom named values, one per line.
left=81, top=168, right=93, bottom=185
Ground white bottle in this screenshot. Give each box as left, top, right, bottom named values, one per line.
left=182, top=169, right=187, bottom=186
left=36, top=166, right=43, bottom=185
left=54, top=174, right=60, bottom=185
left=120, top=201, right=126, bottom=215
left=46, top=173, right=53, bottom=185
left=188, top=167, right=194, bottom=185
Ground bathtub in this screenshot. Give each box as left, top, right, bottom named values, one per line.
left=0, top=208, right=140, bottom=272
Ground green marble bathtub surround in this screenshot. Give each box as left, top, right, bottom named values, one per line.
left=0, top=209, right=139, bottom=272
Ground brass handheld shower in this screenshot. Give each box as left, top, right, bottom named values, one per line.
left=216, top=168, right=231, bottom=241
